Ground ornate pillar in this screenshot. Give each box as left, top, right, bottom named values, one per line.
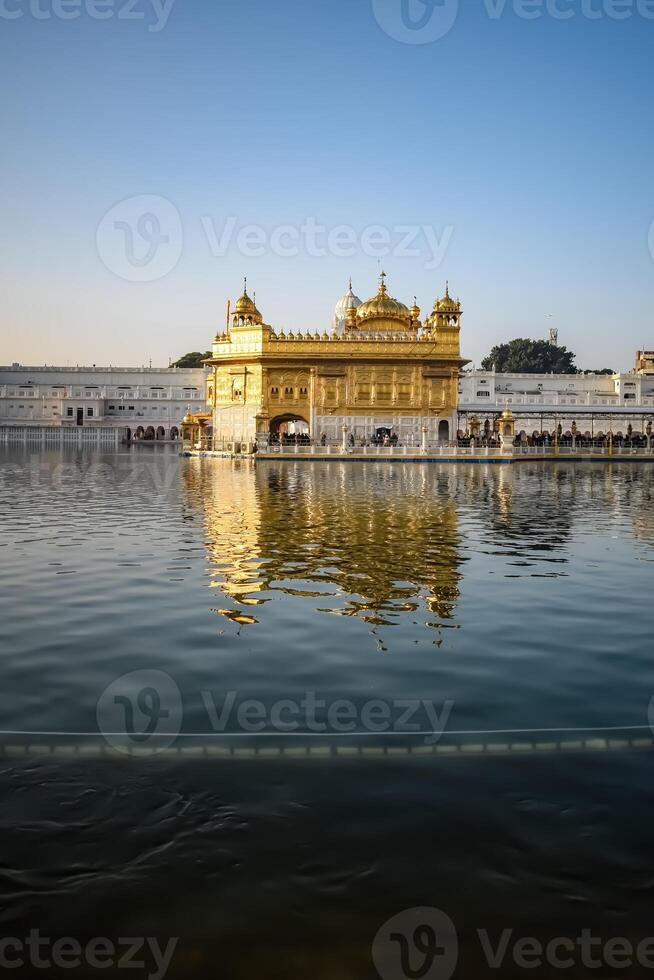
left=255, top=413, right=270, bottom=449
left=341, top=424, right=349, bottom=452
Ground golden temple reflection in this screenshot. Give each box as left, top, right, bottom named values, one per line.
left=182, top=460, right=462, bottom=631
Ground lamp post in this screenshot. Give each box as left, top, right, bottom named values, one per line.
left=341, top=424, right=349, bottom=453
left=571, top=421, right=577, bottom=451
left=647, top=420, right=652, bottom=452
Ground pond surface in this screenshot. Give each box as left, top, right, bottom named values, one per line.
left=1, top=448, right=653, bottom=978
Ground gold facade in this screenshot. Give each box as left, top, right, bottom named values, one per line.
left=202, top=274, right=468, bottom=448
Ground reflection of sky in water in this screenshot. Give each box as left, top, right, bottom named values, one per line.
left=0, top=452, right=653, bottom=736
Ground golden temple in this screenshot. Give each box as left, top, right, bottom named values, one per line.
left=186, top=273, right=468, bottom=451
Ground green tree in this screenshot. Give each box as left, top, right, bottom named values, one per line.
left=580, top=368, right=615, bottom=376
left=170, top=351, right=211, bottom=368
left=481, top=339, right=576, bottom=374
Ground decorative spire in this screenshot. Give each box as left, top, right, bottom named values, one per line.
left=445, top=280, right=450, bottom=299
left=379, top=270, right=387, bottom=296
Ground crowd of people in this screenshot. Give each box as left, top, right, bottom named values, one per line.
left=265, top=427, right=652, bottom=451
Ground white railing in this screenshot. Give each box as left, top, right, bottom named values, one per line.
left=0, top=426, right=122, bottom=446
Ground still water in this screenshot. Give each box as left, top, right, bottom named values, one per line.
left=1, top=448, right=654, bottom=978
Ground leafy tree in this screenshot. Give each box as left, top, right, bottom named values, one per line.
left=170, top=351, right=212, bottom=368
left=580, top=368, right=615, bottom=376
left=481, top=339, right=576, bottom=374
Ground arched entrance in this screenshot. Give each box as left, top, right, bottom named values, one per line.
left=438, top=420, right=450, bottom=442
left=134, top=426, right=145, bottom=440
left=156, top=426, right=166, bottom=441
left=144, top=426, right=155, bottom=441
left=170, top=426, right=179, bottom=441
left=269, top=414, right=310, bottom=445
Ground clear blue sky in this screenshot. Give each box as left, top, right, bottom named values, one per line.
left=1, top=0, right=653, bottom=370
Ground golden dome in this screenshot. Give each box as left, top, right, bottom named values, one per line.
left=433, top=281, right=461, bottom=314
left=182, top=413, right=194, bottom=424
left=409, top=296, right=421, bottom=321
left=234, top=293, right=257, bottom=314
left=233, top=278, right=262, bottom=323
left=501, top=409, right=514, bottom=419
left=356, top=272, right=412, bottom=327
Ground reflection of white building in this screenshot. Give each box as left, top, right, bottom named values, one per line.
left=0, top=365, right=208, bottom=442
left=459, top=358, right=654, bottom=437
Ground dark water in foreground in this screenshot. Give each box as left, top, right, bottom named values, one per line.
left=1, top=448, right=654, bottom=978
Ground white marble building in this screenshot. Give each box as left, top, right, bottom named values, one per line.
left=0, top=365, right=208, bottom=442
left=458, top=359, right=654, bottom=438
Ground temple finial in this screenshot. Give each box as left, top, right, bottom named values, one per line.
left=445, top=280, right=450, bottom=299
left=243, top=276, right=247, bottom=295
left=379, top=270, right=387, bottom=294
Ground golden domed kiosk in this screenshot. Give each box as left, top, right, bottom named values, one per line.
left=198, top=274, right=469, bottom=451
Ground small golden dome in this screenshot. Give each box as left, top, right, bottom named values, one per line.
left=233, top=278, right=261, bottom=319
left=501, top=409, right=514, bottom=419
left=182, top=413, right=194, bottom=424
left=409, top=296, right=421, bottom=320
left=433, top=281, right=461, bottom=314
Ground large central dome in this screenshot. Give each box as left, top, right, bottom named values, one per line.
left=356, top=272, right=413, bottom=331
